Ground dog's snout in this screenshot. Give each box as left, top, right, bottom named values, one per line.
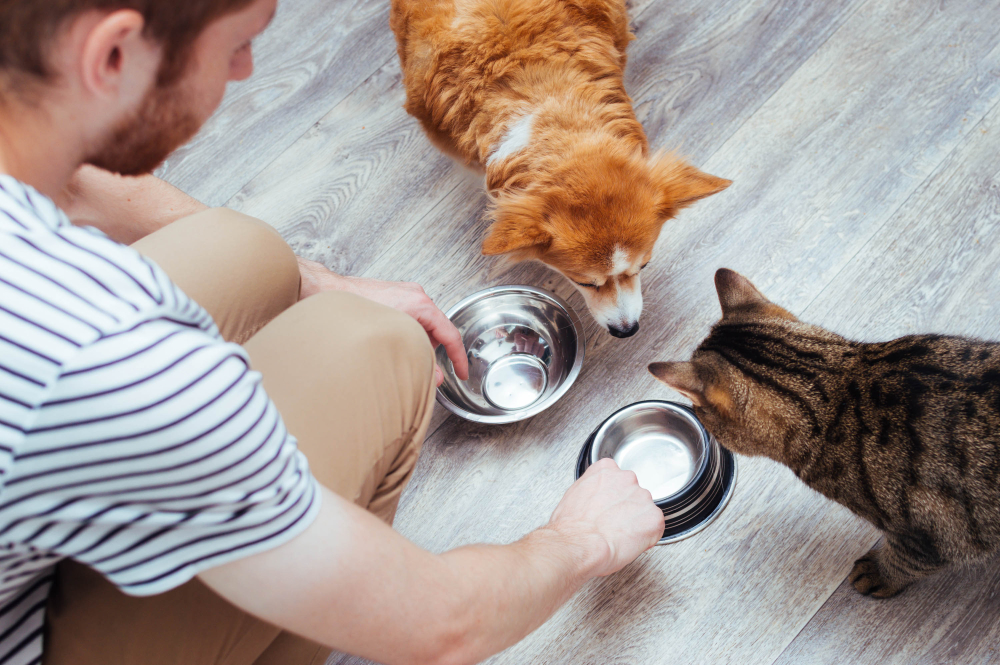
left=608, top=322, right=640, bottom=338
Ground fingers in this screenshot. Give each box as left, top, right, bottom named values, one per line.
left=589, top=457, right=620, bottom=472
left=583, top=459, right=663, bottom=550
left=344, top=278, right=469, bottom=381
left=555, top=459, right=664, bottom=576
left=642, top=500, right=666, bottom=550
left=434, top=365, right=444, bottom=387
left=420, top=300, right=469, bottom=380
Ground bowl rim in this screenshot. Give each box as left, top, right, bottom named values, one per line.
left=658, top=443, right=737, bottom=545
left=574, top=400, right=738, bottom=545
left=435, top=284, right=586, bottom=424
left=587, top=400, right=710, bottom=501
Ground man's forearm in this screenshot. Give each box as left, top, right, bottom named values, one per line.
left=436, top=526, right=602, bottom=664
left=200, top=488, right=618, bottom=665
left=56, top=166, right=208, bottom=244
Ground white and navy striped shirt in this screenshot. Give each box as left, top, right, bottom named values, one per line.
left=0, top=175, right=320, bottom=664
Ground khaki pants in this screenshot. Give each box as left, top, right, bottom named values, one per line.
left=43, top=209, right=437, bottom=665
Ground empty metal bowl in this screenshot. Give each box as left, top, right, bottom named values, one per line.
left=577, top=401, right=737, bottom=544
left=590, top=402, right=708, bottom=503
left=436, top=285, right=586, bottom=424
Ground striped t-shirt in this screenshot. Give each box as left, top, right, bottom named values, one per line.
left=0, top=175, right=320, bottom=664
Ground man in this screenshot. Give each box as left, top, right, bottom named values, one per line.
left=0, top=1, right=665, bottom=663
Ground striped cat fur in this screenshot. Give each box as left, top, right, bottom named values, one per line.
left=649, top=269, right=1000, bottom=598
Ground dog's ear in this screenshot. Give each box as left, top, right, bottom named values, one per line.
left=714, top=268, right=795, bottom=320
left=651, top=156, right=731, bottom=219
left=648, top=361, right=705, bottom=406
left=482, top=211, right=552, bottom=256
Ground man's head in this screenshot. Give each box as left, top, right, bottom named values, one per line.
left=0, top=0, right=277, bottom=176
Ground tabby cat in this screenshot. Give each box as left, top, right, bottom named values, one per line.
left=649, top=269, right=1000, bottom=598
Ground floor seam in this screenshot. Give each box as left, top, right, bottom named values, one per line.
left=356, top=178, right=470, bottom=279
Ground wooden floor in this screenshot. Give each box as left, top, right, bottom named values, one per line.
left=159, top=0, right=1000, bottom=662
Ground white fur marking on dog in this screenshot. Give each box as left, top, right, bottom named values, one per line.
left=488, top=114, right=534, bottom=166
left=610, top=246, right=632, bottom=276
left=575, top=276, right=644, bottom=333
left=615, top=278, right=643, bottom=323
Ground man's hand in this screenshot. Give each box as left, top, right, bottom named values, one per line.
left=546, top=458, right=666, bottom=578
left=298, top=256, right=469, bottom=385
left=200, top=461, right=664, bottom=665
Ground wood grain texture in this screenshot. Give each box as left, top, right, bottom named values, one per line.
left=774, top=556, right=1000, bottom=665
left=771, top=86, right=1000, bottom=665
left=798, top=103, right=1000, bottom=344
left=225, top=60, right=462, bottom=276
left=625, top=0, right=865, bottom=163
left=157, top=0, right=397, bottom=206
left=322, top=0, right=1000, bottom=663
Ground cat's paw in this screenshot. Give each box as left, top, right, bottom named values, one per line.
left=848, top=554, right=902, bottom=598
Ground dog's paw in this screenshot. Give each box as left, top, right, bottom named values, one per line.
left=848, top=554, right=901, bottom=598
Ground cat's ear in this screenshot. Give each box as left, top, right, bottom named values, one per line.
left=648, top=362, right=705, bottom=406
left=714, top=269, right=767, bottom=315
left=714, top=268, right=796, bottom=320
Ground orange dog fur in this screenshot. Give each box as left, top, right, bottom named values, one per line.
left=390, top=0, right=731, bottom=337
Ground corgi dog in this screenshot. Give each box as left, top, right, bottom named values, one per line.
left=390, top=0, right=730, bottom=337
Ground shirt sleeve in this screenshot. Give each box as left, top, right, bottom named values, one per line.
left=1, top=316, right=321, bottom=596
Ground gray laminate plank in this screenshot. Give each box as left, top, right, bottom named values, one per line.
left=225, top=59, right=461, bottom=275
left=771, top=94, right=1000, bottom=665
left=226, top=0, right=867, bottom=271
left=625, top=0, right=866, bottom=163
left=226, top=0, right=870, bottom=460
left=323, top=1, right=1000, bottom=663
left=773, top=563, right=1000, bottom=665
left=797, top=109, right=1000, bottom=345
left=156, top=0, right=396, bottom=206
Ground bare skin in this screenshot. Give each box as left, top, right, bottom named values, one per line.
left=0, top=3, right=665, bottom=663
left=206, top=461, right=664, bottom=665
left=58, top=166, right=469, bottom=385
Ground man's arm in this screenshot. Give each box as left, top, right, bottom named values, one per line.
left=57, top=167, right=470, bottom=382
left=56, top=165, right=208, bottom=243
left=198, top=459, right=665, bottom=665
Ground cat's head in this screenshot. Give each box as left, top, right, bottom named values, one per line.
left=648, top=269, right=832, bottom=461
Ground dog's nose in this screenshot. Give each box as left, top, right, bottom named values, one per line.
left=608, top=322, right=640, bottom=338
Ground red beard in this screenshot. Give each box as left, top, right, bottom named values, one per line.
left=86, top=81, right=202, bottom=176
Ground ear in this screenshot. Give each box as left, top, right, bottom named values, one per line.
left=78, top=10, right=157, bottom=101
left=481, top=211, right=552, bottom=256
left=651, top=156, right=731, bottom=218
left=714, top=268, right=767, bottom=315
left=648, top=361, right=705, bottom=406
left=714, top=268, right=796, bottom=320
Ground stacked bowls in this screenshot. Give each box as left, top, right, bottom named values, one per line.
left=576, top=401, right=737, bottom=544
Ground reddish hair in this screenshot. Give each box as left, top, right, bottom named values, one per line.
left=0, top=0, right=256, bottom=87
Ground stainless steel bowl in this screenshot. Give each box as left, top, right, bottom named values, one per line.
left=590, top=402, right=708, bottom=503
left=436, top=286, right=586, bottom=424
left=577, top=401, right=737, bottom=544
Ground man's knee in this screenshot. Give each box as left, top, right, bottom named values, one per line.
left=134, top=207, right=301, bottom=342
left=305, top=291, right=435, bottom=395
left=191, top=208, right=300, bottom=304
left=370, top=302, right=435, bottom=385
